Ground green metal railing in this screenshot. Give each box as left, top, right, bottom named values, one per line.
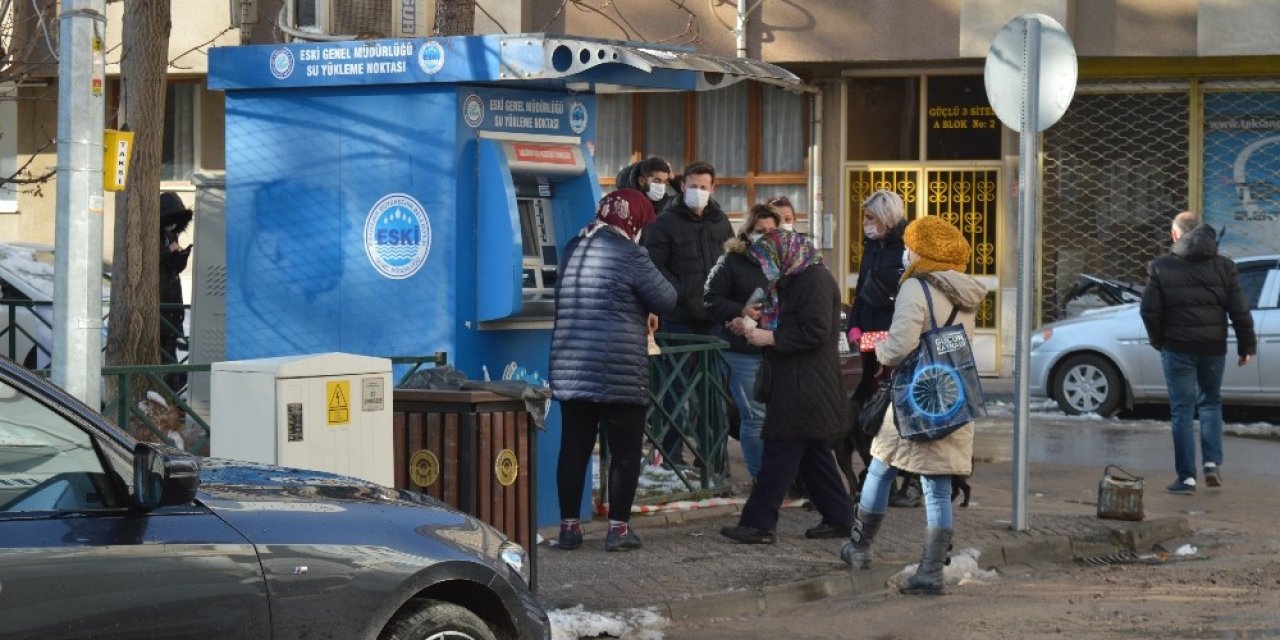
left=0, top=299, right=191, bottom=365
left=601, top=333, right=734, bottom=504
left=102, top=363, right=213, bottom=454
left=17, top=346, right=448, bottom=456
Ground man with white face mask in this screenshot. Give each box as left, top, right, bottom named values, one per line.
left=642, top=160, right=734, bottom=467
left=615, top=156, right=674, bottom=212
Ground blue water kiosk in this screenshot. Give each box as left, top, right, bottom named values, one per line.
left=207, top=34, right=797, bottom=526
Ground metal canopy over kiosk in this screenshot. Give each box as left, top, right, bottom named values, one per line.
left=207, top=34, right=797, bottom=526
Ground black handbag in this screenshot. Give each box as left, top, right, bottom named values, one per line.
left=857, top=378, right=892, bottom=437
left=890, top=279, right=987, bottom=442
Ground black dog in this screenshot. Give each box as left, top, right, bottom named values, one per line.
left=838, top=396, right=971, bottom=507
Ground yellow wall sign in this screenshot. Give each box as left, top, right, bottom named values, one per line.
left=102, top=129, right=134, bottom=192
left=326, top=380, right=350, bottom=425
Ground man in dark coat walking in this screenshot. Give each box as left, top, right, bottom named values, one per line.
left=1140, top=211, right=1256, bottom=495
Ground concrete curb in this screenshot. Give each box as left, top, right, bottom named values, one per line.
left=627, top=516, right=1192, bottom=624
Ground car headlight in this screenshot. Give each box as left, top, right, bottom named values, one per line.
left=500, top=541, right=530, bottom=585
left=1030, top=328, right=1053, bottom=351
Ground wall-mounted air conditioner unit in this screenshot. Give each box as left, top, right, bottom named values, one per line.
left=287, top=0, right=431, bottom=40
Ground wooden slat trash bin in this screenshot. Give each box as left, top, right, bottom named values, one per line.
left=392, top=389, right=538, bottom=588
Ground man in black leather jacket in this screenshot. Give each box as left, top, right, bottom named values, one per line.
left=1140, top=211, right=1256, bottom=495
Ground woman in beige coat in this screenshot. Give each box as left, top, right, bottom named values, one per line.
left=839, top=215, right=987, bottom=596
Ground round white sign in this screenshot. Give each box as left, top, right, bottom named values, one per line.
left=983, top=13, right=1077, bottom=133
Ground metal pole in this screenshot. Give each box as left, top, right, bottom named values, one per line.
left=1011, top=18, right=1041, bottom=532
left=54, top=0, right=107, bottom=407
left=736, top=0, right=747, bottom=58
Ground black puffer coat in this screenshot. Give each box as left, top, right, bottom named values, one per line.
left=550, top=227, right=677, bottom=405
left=761, top=264, right=846, bottom=442
left=642, top=197, right=734, bottom=330
left=1140, top=224, right=1256, bottom=357
left=848, top=220, right=906, bottom=332
left=704, top=236, right=769, bottom=354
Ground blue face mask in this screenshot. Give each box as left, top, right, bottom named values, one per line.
left=902, top=249, right=913, bottom=270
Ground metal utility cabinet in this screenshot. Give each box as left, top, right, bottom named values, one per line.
left=211, top=352, right=394, bottom=487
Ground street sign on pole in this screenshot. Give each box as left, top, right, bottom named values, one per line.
left=983, top=13, right=1077, bottom=532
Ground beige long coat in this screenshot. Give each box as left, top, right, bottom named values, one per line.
left=870, top=271, right=988, bottom=476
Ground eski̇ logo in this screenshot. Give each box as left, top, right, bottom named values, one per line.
left=365, top=194, right=431, bottom=279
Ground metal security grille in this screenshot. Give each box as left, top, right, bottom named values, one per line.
left=1041, top=90, right=1191, bottom=323
left=847, top=167, right=999, bottom=328
left=926, top=169, right=999, bottom=329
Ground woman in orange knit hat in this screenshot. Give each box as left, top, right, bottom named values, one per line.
left=839, top=215, right=987, bottom=596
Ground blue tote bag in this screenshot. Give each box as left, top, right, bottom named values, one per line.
left=890, top=279, right=986, bottom=442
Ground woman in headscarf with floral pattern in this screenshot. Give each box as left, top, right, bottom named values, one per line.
left=720, top=229, right=854, bottom=545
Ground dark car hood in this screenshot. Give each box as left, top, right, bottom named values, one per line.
left=193, top=458, right=507, bottom=557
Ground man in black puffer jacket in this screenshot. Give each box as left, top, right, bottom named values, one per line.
left=643, top=161, right=735, bottom=334
left=1140, top=211, right=1256, bottom=496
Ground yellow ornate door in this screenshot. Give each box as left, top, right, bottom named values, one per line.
left=845, top=166, right=1001, bottom=374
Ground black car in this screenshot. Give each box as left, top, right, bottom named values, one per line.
left=0, top=358, right=549, bottom=640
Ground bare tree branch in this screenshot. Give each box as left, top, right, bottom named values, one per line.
left=166, top=25, right=234, bottom=70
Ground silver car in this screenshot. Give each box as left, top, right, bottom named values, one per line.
left=1029, top=255, right=1279, bottom=416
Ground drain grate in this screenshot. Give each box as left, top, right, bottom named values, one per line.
left=1077, top=551, right=1169, bottom=566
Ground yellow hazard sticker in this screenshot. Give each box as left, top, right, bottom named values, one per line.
left=327, top=380, right=350, bottom=425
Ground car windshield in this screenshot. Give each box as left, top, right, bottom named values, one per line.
left=0, top=245, right=111, bottom=302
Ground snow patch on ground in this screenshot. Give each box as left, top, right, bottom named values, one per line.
left=548, top=606, right=667, bottom=640
left=591, top=454, right=699, bottom=498
left=890, top=547, right=1001, bottom=589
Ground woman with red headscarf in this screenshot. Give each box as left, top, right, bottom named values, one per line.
left=550, top=189, right=676, bottom=552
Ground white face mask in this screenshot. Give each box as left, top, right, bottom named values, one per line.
left=748, top=232, right=763, bottom=243
left=864, top=223, right=881, bottom=239
left=647, top=181, right=666, bottom=201
left=684, top=188, right=710, bottom=212
left=902, top=248, right=914, bottom=270
left=780, top=223, right=795, bottom=232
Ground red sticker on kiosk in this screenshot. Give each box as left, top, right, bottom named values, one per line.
left=512, top=143, right=575, bottom=165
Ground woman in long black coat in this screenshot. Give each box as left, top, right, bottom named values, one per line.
left=719, top=229, right=853, bottom=544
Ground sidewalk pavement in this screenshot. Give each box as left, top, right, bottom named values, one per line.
left=533, top=411, right=1218, bottom=622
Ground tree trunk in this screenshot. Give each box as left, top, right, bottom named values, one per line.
left=105, top=0, right=170, bottom=435
left=434, top=0, right=475, bottom=36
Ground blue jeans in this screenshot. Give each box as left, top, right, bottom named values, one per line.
left=858, top=457, right=954, bottom=529
left=722, top=350, right=766, bottom=478
left=1160, top=350, right=1225, bottom=482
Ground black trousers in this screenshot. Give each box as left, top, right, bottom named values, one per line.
left=557, top=400, right=648, bottom=522
left=739, top=438, right=855, bottom=533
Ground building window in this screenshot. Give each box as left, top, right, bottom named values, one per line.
left=926, top=76, right=1000, bottom=161
left=846, top=77, right=920, bottom=161
left=162, top=83, right=198, bottom=183
left=594, top=82, right=809, bottom=220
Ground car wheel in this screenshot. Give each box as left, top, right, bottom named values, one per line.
left=379, top=598, right=498, bottom=640
left=1052, top=354, right=1123, bottom=417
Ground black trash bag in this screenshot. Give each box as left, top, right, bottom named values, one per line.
left=397, top=366, right=550, bottom=431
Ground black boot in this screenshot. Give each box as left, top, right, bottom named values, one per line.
left=839, top=505, right=885, bottom=569
left=889, top=476, right=922, bottom=508
left=899, top=528, right=953, bottom=596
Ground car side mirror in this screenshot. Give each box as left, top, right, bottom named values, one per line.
left=132, top=442, right=200, bottom=510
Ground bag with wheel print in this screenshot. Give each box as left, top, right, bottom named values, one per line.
left=890, top=279, right=986, bottom=442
